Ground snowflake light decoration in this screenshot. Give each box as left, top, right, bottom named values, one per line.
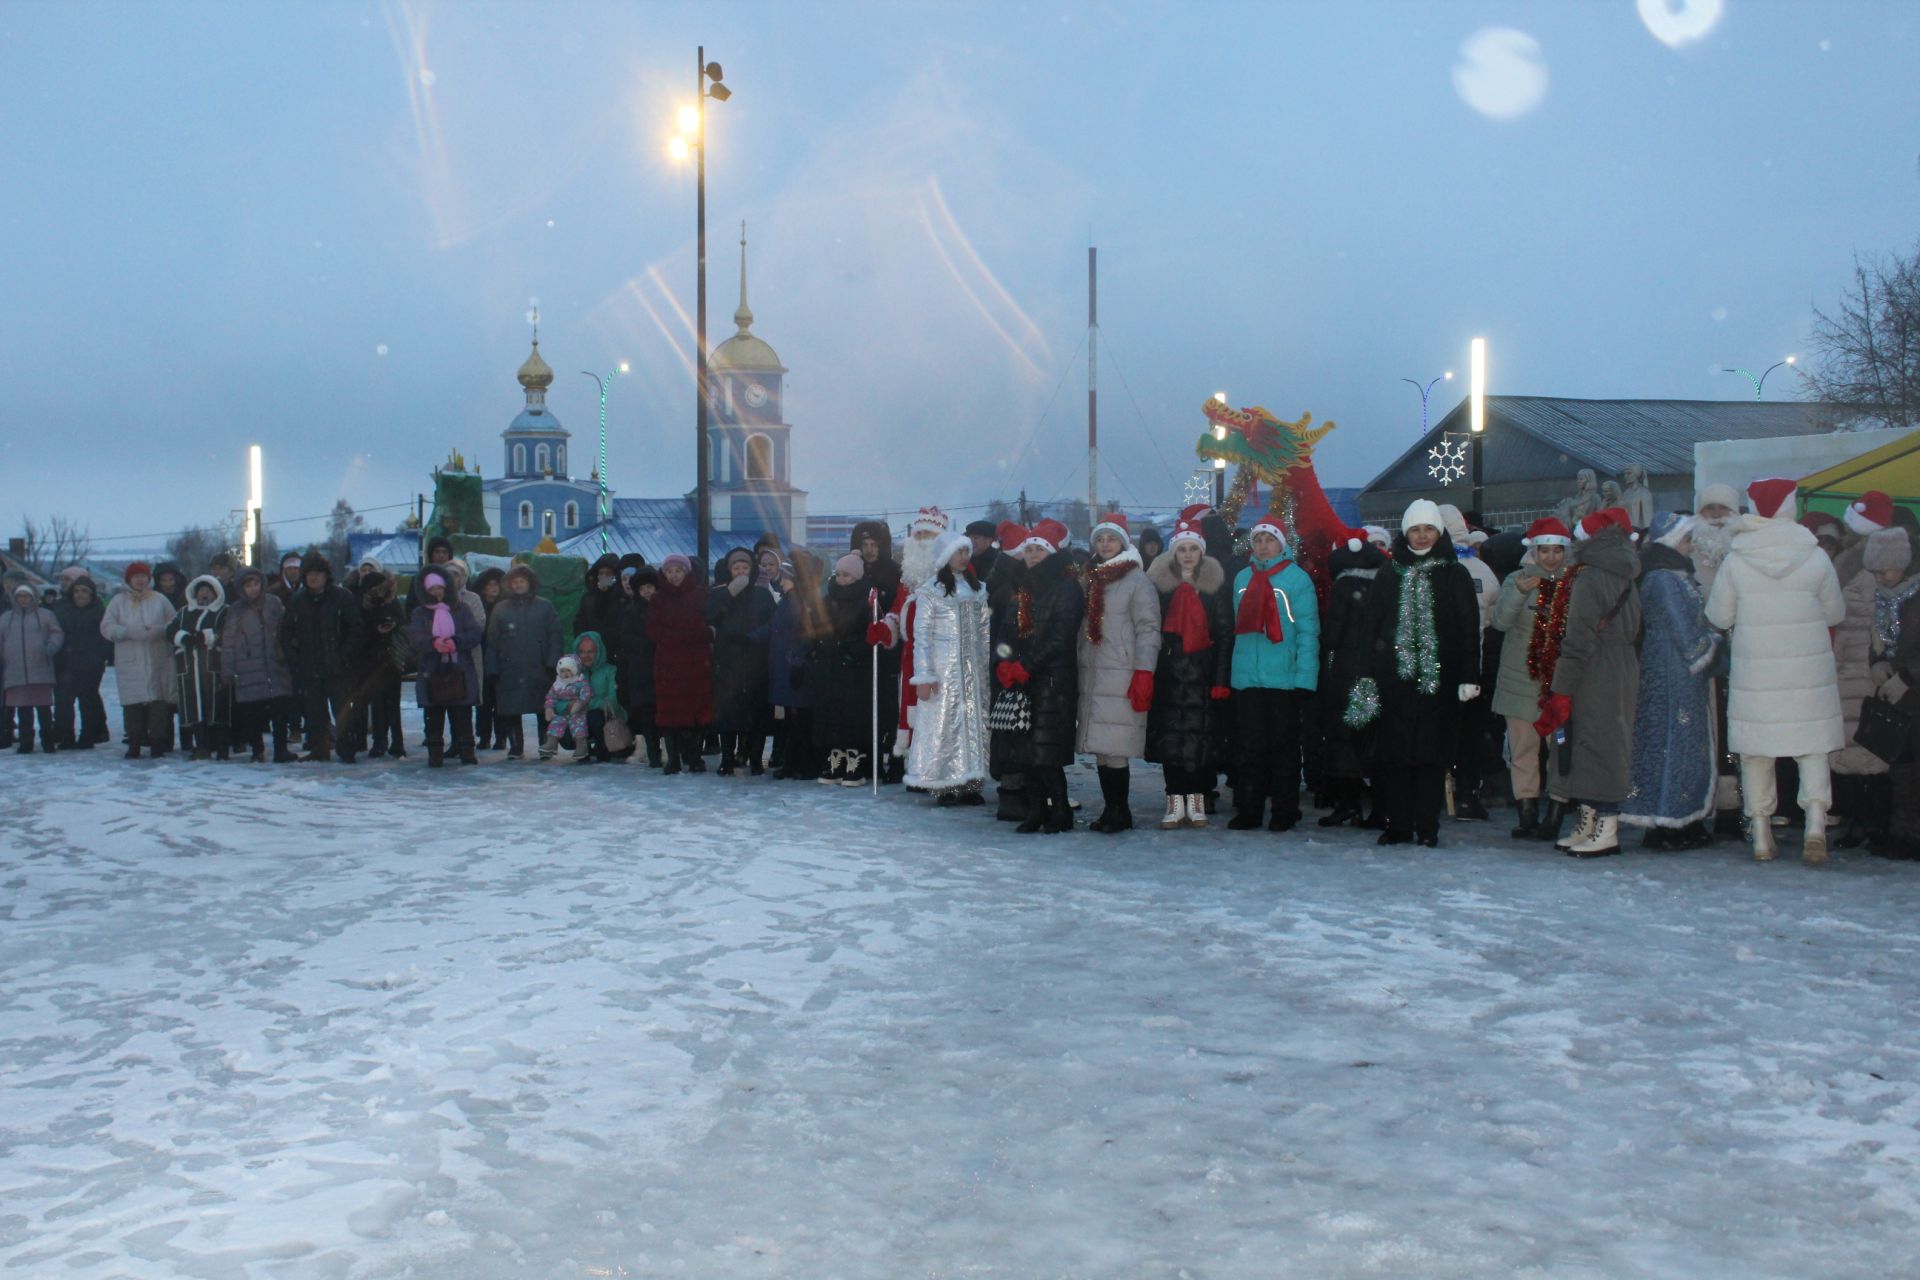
left=1184, top=468, right=1216, bottom=509
left=1427, top=437, right=1470, bottom=485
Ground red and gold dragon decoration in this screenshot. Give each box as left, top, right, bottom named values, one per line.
left=1196, top=399, right=1344, bottom=598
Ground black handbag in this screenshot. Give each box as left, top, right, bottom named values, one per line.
left=428, top=667, right=466, bottom=706
left=1855, top=695, right=1912, bottom=766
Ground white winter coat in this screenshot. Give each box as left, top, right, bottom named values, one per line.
left=1075, top=546, right=1163, bottom=759
left=1704, top=515, right=1846, bottom=758
left=100, top=588, right=178, bottom=705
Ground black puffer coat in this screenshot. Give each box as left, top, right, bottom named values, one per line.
left=1318, top=541, right=1387, bottom=779
left=987, top=554, right=1031, bottom=777
left=1009, top=549, right=1085, bottom=768
left=51, top=578, right=111, bottom=684
left=280, top=558, right=360, bottom=683
left=1144, top=553, right=1234, bottom=772
left=707, top=574, right=776, bottom=734
left=571, top=553, right=624, bottom=642
left=1362, top=532, right=1480, bottom=767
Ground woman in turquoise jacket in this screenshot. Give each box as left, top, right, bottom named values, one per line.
left=1227, top=513, right=1320, bottom=831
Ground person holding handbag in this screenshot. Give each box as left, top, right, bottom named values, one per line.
left=408, top=571, right=482, bottom=767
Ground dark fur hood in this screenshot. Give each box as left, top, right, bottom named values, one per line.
left=1146, top=552, right=1226, bottom=595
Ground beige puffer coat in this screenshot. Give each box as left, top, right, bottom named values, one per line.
left=101, top=588, right=177, bottom=705
left=1075, top=546, right=1162, bottom=759
left=1831, top=568, right=1889, bottom=776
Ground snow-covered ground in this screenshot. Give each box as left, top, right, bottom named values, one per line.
left=5, top=703, right=1920, bottom=1279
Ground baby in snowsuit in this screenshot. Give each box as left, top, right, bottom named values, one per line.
left=544, top=656, right=590, bottom=756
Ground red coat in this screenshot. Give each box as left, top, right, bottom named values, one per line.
left=647, top=576, right=714, bottom=728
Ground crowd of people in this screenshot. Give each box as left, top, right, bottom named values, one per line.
left=5, top=481, right=1919, bottom=864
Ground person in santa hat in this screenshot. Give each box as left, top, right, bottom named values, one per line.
left=1534, top=508, right=1643, bottom=856
left=1315, top=527, right=1387, bottom=828
left=1226, top=506, right=1321, bottom=832
left=1490, top=517, right=1576, bottom=839
left=1358, top=500, right=1480, bottom=846
left=1074, top=513, right=1162, bottom=833
left=998, top=519, right=1083, bottom=833
left=985, top=522, right=1035, bottom=822
left=1145, top=519, right=1235, bottom=829
left=1704, top=477, right=1847, bottom=864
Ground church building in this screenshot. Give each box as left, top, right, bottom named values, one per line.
left=482, top=338, right=602, bottom=554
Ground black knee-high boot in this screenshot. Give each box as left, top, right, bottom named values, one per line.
left=1088, top=766, right=1133, bottom=834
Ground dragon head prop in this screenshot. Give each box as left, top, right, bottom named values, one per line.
left=1195, top=400, right=1336, bottom=483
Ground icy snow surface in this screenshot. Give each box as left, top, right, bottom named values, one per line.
left=5, top=729, right=1920, bottom=1277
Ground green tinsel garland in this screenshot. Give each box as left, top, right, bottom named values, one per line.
left=1343, top=676, right=1381, bottom=729
left=1392, top=559, right=1443, bottom=696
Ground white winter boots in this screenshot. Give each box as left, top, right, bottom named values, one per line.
left=1160, top=794, right=1186, bottom=829
left=1566, top=812, right=1621, bottom=858
left=1555, top=805, right=1598, bottom=852
left=1801, top=805, right=1829, bottom=866
left=1750, top=819, right=1778, bottom=861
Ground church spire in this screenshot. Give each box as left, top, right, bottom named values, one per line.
left=733, top=220, right=754, bottom=336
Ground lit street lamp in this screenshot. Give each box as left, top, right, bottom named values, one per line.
left=1720, top=355, right=1796, bottom=399
left=1211, top=391, right=1228, bottom=509
left=671, top=49, right=731, bottom=575
left=1399, top=370, right=1453, bottom=435
left=1469, top=337, right=1487, bottom=515
left=581, top=364, right=630, bottom=554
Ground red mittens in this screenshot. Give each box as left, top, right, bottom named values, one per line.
left=1534, top=693, right=1572, bottom=737
left=996, top=660, right=1030, bottom=688
left=1209, top=685, right=1232, bottom=702
left=865, top=622, right=892, bottom=646
left=1127, top=670, right=1155, bottom=713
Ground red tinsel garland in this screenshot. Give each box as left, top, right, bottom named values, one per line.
left=1524, top=566, right=1583, bottom=690
left=1082, top=557, right=1136, bottom=646
left=1015, top=587, right=1035, bottom=639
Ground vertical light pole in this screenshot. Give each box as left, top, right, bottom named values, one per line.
left=1719, top=355, right=1796, bottom=399
left=1399, top=370, right=1454, bottom=435
left=1469, top=337, right=1487, bottom=516
left=581, top=364, right=629, bottom=554
left=671, top=51, right=730, bottom=577
left=1210, top=391, right=1228, bottom=510
left=245, top=445, right=263, bottom=567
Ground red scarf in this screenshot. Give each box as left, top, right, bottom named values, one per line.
left=1235, top=559, right=1293, bottom=644
left=1083, top=555, right=1136, bottom=646
left=1163, top=581, right=1212, bottom=655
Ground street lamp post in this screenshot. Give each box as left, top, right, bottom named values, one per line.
left=672, top=50, right=731, bottom=577
left=1469, top=337, right=1487, bottom=516
left=581, top=364, right=629, bottom=554
left=1399, top=370, right=1453, bottom=435
left=1719, top=356, right=1796, bottom=399
left=1210, top=391, right=1228, bottom=510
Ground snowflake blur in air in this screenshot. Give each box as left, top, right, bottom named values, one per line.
left=1638, top=0, right=1723, bottom=48
left=1453, top=28, right=1548, bottom=121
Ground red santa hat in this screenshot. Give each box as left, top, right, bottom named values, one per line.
left=1021, top=519, right=1070, bottom=554
left=908, top=505, right=950, bottom=538
left=1576, top=507, right=1638, bottom=542
left=1522, top=517, right=1573, bottom=548
left=1335, top=526, right=1371, bottom=554
left=1844, top=490, right=1895, bottom=536
left=1178, top=502, right=1214, bottom=525
left=1249, top=509, right=1289, bottom=548
left=1089, top=512, right=1131, bottom=546
left=994, top=520, right=1026, bottom=550
left=1168, top=519, right=1206, bottom=551
left=1746, top=477, right=1798, bottom=521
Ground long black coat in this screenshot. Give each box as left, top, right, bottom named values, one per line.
left=811, top=577, right=878, bottom=751
left=987, top=556, right=1031, bottom=777
left=280, top=582, right=360, bottom=683
left=1318, top=543, right=1387, bottom=779
left=707, top=580, right=775, bottom=733
left=1362, top=533, right=1480, bottom=768
left=51, top=583, right=110, bottom=684
left=615, top=593, right=656, bottom=710
left=1144, top=554, right=1234, bottom=772
left=1009, top=550, right=1085, bottom=768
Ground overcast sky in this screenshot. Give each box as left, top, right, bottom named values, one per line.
left=3, top=0, right=1916, bottom=550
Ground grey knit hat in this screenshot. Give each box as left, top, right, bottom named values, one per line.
left=1864, top=527, right=1913, bottom=575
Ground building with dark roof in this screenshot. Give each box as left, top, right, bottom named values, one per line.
left=1356, top=395, right=1877, bottom=529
